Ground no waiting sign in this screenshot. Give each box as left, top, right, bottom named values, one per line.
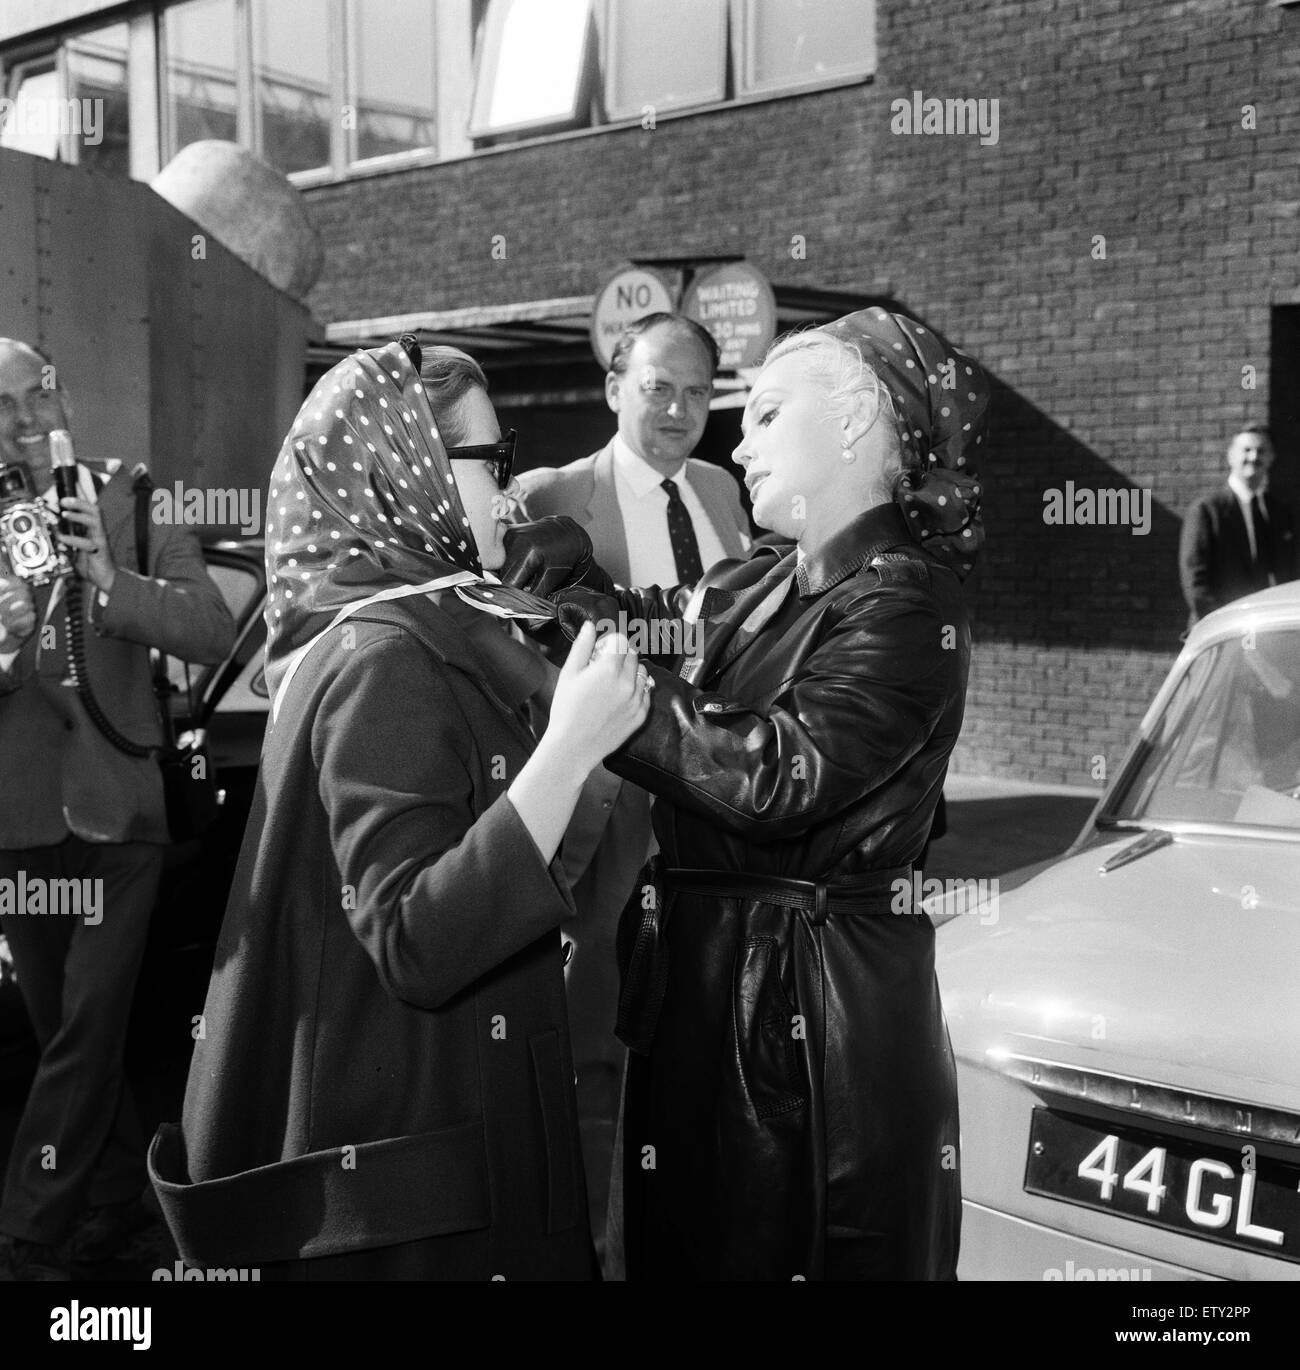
left=589, top=266, right=676, bottom=368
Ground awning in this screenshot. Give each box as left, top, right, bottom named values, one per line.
left=313, top=283, right=895, bottom=408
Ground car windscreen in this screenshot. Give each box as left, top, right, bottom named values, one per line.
left=1107, top=627, right=1300, bottom=831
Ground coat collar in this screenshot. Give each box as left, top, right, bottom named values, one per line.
left=795, top=500, right=916, bottom=599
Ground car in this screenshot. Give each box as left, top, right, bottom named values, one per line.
left=937, top=581, right=1300, bottom=1281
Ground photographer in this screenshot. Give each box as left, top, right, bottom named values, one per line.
left=0, top=339, right=234, bottom=1280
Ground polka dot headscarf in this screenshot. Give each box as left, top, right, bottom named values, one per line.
left=263, top=340, right=549, bottom=700
left=821, top=308, right=989, bottom=578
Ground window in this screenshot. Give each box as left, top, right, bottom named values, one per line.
left=1, top=0, right=873, bottom=183
left=158, top=0, right=443, bottom=177
left=738, top=0, right=876, bottom=98
left=0, top=58, right=61, bottom=159
left=603, top=0, right=727, bottom=121
left=1107, top=631, right=1300, bottom=831
left=65, top=22, right=131, bottom=177
left=162, top=0, right=240, bottom=152
left=1, top=24, right=132, bottom=173
left=474, top=0, right=874, bottom=147
left=470, top=0, right=594, bottom=139
left=346, top=0, right=437, bottom=164
left=251, top=0, right=331, bottom=174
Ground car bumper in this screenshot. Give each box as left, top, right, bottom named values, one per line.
left=959, top=1200, right=1218, bottom=1281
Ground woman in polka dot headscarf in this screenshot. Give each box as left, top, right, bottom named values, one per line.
left=154, top=341, right=652, bottom=1281
left=263, top=340, right=551, bottom=705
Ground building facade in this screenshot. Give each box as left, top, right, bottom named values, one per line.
left=3, top=0, right=1298, bottom=784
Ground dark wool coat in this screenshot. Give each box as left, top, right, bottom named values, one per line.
left=150, top=594, right=596, bottom=1280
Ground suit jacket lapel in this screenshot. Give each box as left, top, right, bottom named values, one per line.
left=587, top=443, right=632, bottom=586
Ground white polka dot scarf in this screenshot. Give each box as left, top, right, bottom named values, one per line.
left=821, top=308, right=989, bottom=578
left=263, top=341, right=551, bottom=702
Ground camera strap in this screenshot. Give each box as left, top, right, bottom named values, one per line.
left=132, top=466, right=187, bottom=750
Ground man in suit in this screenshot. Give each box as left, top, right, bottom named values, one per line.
left=1180, top=426, right=1297, bottom=626
left=514, top=313, right=749, bottom=1257
left=0, top=339, right=234, bottom=1279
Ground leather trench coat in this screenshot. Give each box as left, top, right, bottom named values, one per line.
left=600, top=501, right=968, bottom=1280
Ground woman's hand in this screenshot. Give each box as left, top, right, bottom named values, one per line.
left=507, top=621, right=653, bottom=864
left=546, top=621, right=652, bottom=771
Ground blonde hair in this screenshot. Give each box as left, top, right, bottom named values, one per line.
left=762, top=329, right=913, bottom=495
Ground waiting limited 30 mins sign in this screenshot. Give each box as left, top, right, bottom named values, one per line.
left=681, top=261, right=777, bottom=372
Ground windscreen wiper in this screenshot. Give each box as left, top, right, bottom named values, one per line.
left=1099, top=827, right=1174, bottom=874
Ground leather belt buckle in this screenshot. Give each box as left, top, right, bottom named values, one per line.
left=812, top=882, right=829, bottom=927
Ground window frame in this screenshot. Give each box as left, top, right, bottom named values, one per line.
left=248, top=0, right=335, bottom=181
left=467, top=0, right=595, bottom=141
left=62, top=16, right=135, bottom=177
left=159, top=0, right=247, bottom=167
left=1, top=0, right=876, bottom=187
left=600, top=0, right=729, bottom=124
left=732, top=0, right=877, bottom=104
left=0, top=48, right=66, bottom=161
left=1, top=14, right=143, bottom=172
left=339, top=0, right=442, bottom=177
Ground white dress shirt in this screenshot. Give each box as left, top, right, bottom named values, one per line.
left=611, top=433, right=733, bottom=588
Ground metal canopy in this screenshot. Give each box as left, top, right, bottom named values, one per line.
left=317, top=284, right=891, bottom=371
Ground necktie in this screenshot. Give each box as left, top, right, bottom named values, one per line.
left=662, top=478, right=704, bottom=585
left=1251, top=498, right=1274, bottom=582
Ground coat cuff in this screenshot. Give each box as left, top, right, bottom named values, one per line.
left=91, top=568, right=138, bottom=636
left=501, top=792, right=579, bottom=921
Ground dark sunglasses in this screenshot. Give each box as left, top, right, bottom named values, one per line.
left=446, top=429, right=516, bottom=491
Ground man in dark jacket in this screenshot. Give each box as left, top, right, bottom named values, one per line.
left=1180, top=426, right=1297, bottom=626
left=0, top=339, right=235, bottom=1280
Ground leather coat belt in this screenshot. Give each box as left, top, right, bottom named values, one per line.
left=615, top=858, right=912, bottom=1055
left=662, top=865, right=911, bottom=926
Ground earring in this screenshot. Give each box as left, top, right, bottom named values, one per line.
left=841, top=439, right=855, bottom=463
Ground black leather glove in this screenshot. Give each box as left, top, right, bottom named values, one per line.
left=499, top=517, right=615, bottom=598
left=552, top=586, right=623, bottom=643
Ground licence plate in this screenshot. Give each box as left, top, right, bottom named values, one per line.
left=1024, top=1107, right=1300, bottom=1263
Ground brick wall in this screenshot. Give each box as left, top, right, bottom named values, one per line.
left=302, top=0, right=1300, bottom=785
